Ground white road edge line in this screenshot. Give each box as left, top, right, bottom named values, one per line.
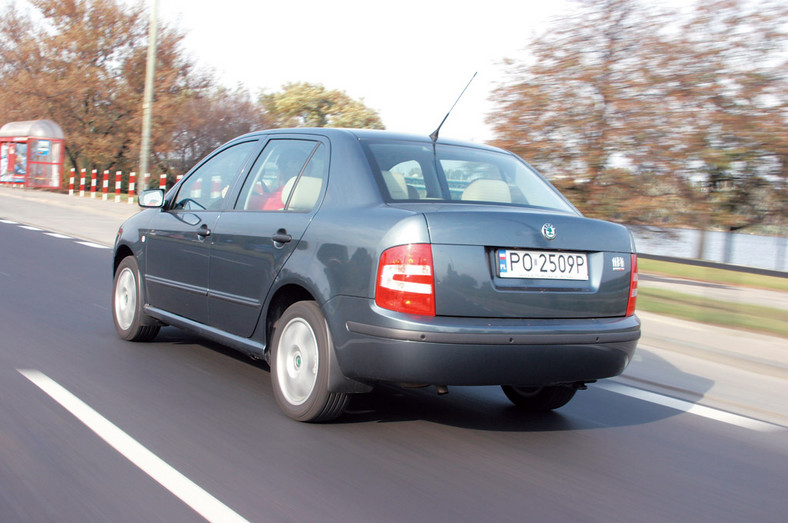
left=19, top=225, right=43, bottom=231
left=18, top=369, right=249, bottom=523
left=597, top=381, right=783, bottom=433
left=45, top=233, right=73, bottom=240
left=1, top=219, right=19, bottom=224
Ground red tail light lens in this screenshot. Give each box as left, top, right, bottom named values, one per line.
left=376, top=244, right=435, bottom=316
left=626, top=254, right=638, bottom=317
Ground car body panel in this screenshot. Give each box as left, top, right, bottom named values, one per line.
left=144, top=210, right=219, bottom=324
left=208, top=209, right=315, bottom=337
left=325, top=295, right=639, bottom=386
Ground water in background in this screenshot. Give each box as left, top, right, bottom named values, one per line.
left=629, top=227, right=788, bottom=272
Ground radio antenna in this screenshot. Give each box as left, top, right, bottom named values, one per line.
left=430, top=72, right=477, bottom=143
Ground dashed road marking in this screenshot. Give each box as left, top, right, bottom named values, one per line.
left=18, top=369, right=250, bottom=523
left=45, top=232, right=73, bottom=239
left=76, top=241, right=110, bottom=249
left=1, top=220, right=111, bottom=249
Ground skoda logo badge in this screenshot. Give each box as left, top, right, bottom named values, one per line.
left=541, top=223, right=556, bottom=240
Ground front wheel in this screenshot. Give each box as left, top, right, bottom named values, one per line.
left=113, top=256, right=160, bottom=342
left=502, top=385, right=577, bottom=412
left=270, top=301, right=348, bottom=422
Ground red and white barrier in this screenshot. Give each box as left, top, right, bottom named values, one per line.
left=128, top=172, right=136, bottom=204
left=115, top=171, right=122, bottom=203
left=63, top=169, right=179, bottom=202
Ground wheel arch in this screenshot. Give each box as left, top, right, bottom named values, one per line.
left=264, top=284, right=316, bottom=347
left=113, top=244, right=134, bottom=275
left=263, top=283, right=372, bottom=394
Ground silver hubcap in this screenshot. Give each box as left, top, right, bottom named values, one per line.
left=114, top=267, right=137, bottom=331
left=276, top=317, right=319, bottom=406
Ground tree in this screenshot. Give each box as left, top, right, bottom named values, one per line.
left=488, top=0, right=787, bottom=231
left=1, top=0, right=142, bottom=174
left=164, top=86, right=270, bottom=180
left=488, top=0, right=669, bottom=221
left=0, top=0, right=211, bottom=181
left=650, top=0, right=788, bottom=237
left=260, top=82, right=384, bottom=129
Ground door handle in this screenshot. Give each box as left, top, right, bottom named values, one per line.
left=196, top=224, right=211, bottom=238
left=272, top=229, right=292, bottom=244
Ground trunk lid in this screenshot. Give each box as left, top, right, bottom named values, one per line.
left=422, top=206, right=635, bottom=319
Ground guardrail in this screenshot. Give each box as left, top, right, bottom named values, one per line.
left=638, top=254, right=787, bottom=278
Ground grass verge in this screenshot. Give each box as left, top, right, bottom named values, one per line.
left=638, top=287, right=788, bottom=338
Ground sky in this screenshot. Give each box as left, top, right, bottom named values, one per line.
left=155, top=0, right=572, bottom=142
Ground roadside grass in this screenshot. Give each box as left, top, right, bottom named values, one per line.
left=639, top=258, right=788, bottom=292
left=637, top=287, right=788, bottom=338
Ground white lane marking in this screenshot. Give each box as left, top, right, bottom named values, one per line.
left=18, top=370, right=249, bottom=523
left=1, top=219, right=19, bottom=224
left=45, top=233, right=73, bottom=240
left=597, top=381, right=783, bottom=433
left=19, top=225, right=43, bottom=231
left=75, top=241, right=110, bottom=249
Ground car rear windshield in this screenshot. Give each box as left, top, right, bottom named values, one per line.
left=362, top=141, right=575, bottom=212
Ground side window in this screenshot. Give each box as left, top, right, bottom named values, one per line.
left=173, top=141, right=257, bottom=210
left=236, top=140, right=327, bottom=212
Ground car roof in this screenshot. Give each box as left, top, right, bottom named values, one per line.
left=230, top=128, right=508, bottom=154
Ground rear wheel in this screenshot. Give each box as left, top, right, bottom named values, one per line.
left=502, top=385, right=577, bottom=412
left=271, top=301, right=348, bottom=422
left=113, top=256, right=160, bottom=342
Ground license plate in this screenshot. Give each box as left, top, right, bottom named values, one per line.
left=497, top=249, right=589, bottom=280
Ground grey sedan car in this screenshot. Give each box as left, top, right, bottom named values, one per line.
left=112, top=128, right=640, bottom=422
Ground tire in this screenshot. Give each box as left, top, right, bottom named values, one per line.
left=113, top=256, right=160, bottom=342
left=270, top=301, right=348, bottom=422
left=502, top=385, right=577, bottom=412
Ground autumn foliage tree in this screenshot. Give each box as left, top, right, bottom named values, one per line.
left=164, top=86, right=269, bottom=179
left=0, top=0, right=152, bottom=175
left=488, top=0, right=787, bottom=232
left=0, top=0, right=269, bottom=184
left=650, top=0, right=788, bottom=235
left=261, top=82, right=384, bottom=129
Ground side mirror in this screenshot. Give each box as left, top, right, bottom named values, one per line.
left=138, top=189, right=165, bottom=208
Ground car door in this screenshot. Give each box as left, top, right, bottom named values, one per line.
left=208, top=138, right=329, bottom=337
left=144, top=139, right=259, bottom=324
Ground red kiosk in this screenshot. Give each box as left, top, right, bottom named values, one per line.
left=0, top=119, right=64, bottom=189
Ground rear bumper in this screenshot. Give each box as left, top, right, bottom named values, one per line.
left=325, top=296, right=640, bottom=387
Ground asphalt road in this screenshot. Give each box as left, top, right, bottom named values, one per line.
left=1, top=213, right=787, bottom=521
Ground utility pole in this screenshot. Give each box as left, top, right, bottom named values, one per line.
left=139, top=0, right=158, bottom=186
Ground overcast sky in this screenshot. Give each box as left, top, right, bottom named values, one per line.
left=156, top=0, right=571, bottom=142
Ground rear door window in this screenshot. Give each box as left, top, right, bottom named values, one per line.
left=235, top=140, right=327, bottom=213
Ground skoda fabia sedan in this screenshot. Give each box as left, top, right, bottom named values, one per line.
left=113, top=128, right=640, bottom=422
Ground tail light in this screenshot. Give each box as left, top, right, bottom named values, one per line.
left=376, top=244, right=435, bottom=316
left=626, top=254, right=638, bottom=317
